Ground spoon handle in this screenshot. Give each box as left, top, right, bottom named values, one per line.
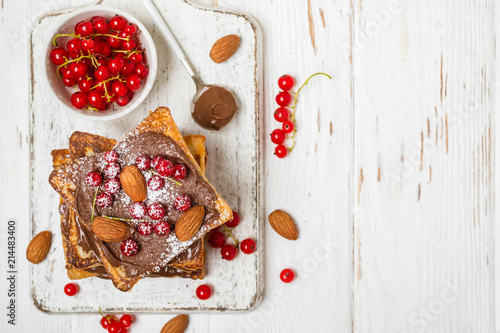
left=141, top=0, right=202, bottom=85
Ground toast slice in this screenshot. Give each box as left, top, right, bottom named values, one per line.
left=52, top=133, right=208, bottom=280
left=49, top=107, right=232, bottom=291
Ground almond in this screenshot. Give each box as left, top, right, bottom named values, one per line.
left=268, top=210, right=298, bottom=240
left=92, top=216, right=129, bottom=242
left=160, top=314, right=188, bottom=333
left=26, top=231, right=52, bottom=264
left=175, top=206, right=205, bottom=242
left=119, top=165, right=147, bottom=202
left=210, top=34, right=240, bottom=64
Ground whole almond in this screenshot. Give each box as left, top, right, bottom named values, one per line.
left=26, top=231, right=52, bottom=264
left=119, top=165, right=147, bottom=202
left=175, top=206, right=205, bottom=242
left=92, top=216, right=129, bottom=242
left=160, top=314, right=188, bottom=333
left=210, top=34, right=240, bottom=64
left=268, top=210, right=298, bottom=240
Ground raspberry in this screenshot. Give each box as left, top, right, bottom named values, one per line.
left=104, top=178, right=121, bottom=194
left=148, top=203, right=165, bottom=220
left=129, top=202, right=146, bottom=219
left=104, top=162, right=121, bottom=179
left=174, top=195, right=191, bottom=212
left=154, top=221, right=171, bottom=236
left=137, top=221, right=153, bottom=236
left=156, top=159, right=174, bottom=177
left=148, top=175, right=164, bottom=191
left=104, top=150, right=118, bottom=163
left=173, top=164, right=187, bottom=180
left=135, top=155, right=151, bottom=170
left=151, top=155, right=165, bottom=169
left=120, top=239, right=138, bottom=257
left=85, top=171, right=102, bottom=186
left=96, top=192, right=113, bottom=207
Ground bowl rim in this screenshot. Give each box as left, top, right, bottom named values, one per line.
left=43, top=5, right=158, bottom=121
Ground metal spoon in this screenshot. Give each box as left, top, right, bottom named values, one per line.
left=141, top=0, right=238, bottom=130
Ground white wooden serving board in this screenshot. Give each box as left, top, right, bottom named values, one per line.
left=29, top=0, right=263, bottom=313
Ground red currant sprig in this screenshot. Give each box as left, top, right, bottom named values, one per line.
left=271, top=72, right=332, bottom=158
left=99, top=307, right=134, bottom=332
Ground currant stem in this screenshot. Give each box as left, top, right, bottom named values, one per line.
left=90, top=187, right=99, bottom=224
left=53, top=33, right=130, bottom=46
left=101, top=215, right=147, bottom=223
left=223, top=225, right=240, bottom=246
left=149, top=169, right=182, bottom=186
left=287, top=72, right=332, bottom=152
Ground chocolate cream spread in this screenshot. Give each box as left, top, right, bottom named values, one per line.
left=192, top=85, right=238, bottom=130
left=69, top=132, right=218, bottom=283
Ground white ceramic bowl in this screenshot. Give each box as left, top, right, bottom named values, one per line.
left=43, top=6, right=158, bottom=121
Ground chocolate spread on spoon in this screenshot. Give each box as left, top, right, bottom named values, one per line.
left=192, top=85, right=238, bottom=130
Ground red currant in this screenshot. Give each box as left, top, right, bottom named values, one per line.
left=98, top=41, right=112, bottom=58
left=148, top=203, right=165, bottom=220
left=96, top=192, right=113, bottom=208
left=104, top=178, right=121, bottom=194
left=278, top=75, right=295, bottom=91
left=129, top=52, right=143, bottom=64
left=70, top=62, right=87, bottom=79
left=64, top=283, right=78, bottom=296
left=100, top=315, right=117, bottom=329
left=275, top=145, right=288, bottom=158
left=173, top=164, right=187, bottom=180
left=156, top=159, right=174, bottom=177
left=226, top=211, right=240, bottom=228
left=221, top=244, right=238, bottom=260
left=270, top=129, right=286, bottom=145
left=95, top=65, right=111, bottom=81
left=280, top=269, right=295, bottom=283
left=122, top=61, right=136, bottom=76
left=92, top=16, right=110, bottom=34
left=174, top=195, right=191, bottom=212
left=88, top=90, right=103, bottom=108
left=148, top=175, right=164, bottom=191
left=276, top=91, right=292, bottom=107
left=104, top=150, right=118, bottom=163
left=154, top=221, right=171, bottom=236
left=108, top=57, right=125, bottom=73
left=78, top=77, right=94, bottom=93
left=274, top=107, right=290, bottom=122
left=85, top=171, right=102, bottom=186
left=115, top=95, right=130, bottom=107
left=50, top=47, right=68, bottom=65
left=71, top=92, right=88, bottom=109
left=104, top=163, right=121, bottom=179
left=62, top=77, right=76, bottom=87
left=282, top=120, right=294, bottom=134
left=75, top=20, right=94, bottom=37
left=151, top=155, right=165, bottom=169
left=120, top=239, right=139, bottom=257
left=134, top=63, right=149, bottom=79
left=208, top=231, right=225, bottom=248
left=126, top=74, right=142, bottom=91
left=121, top=39, right=137, bottom=50
left=123, top=23, right=138, bottom=36
left=119, top=314, right=133, bottom=328
left=240, top=238, right=256, bottom=254
left=81, top=38, right=96, bottom=53
left=129, top=202, right=147, bottom=219
left=109, top=15, right=128, bottom=31
left=111, top=81, right=128, bottom=97
left=135, top=155, right=151, bottom=170
left=196, top=284, right=212, bottom=300
left=106, top=33, right=121, bottom=48
left=107, top=321, right=121, bottom=333
left=137, top=221, right=153, bottom=236
left=59, top=66, right=73, bottom=79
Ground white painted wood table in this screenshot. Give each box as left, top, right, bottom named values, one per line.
left=0, top=0, right=498, bottom=332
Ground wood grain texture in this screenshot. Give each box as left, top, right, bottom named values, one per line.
left=0, top=0, right=497, bottom=332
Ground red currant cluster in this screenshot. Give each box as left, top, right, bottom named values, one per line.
left=49, top=15, right=149, bottom=111
left=270, top=73, right=332, bottom=158
left=207, top=212, right=256, bottom=260
left=86, top=150, right=194, bottom=257
left=100, top=309, right=134, bottom=333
